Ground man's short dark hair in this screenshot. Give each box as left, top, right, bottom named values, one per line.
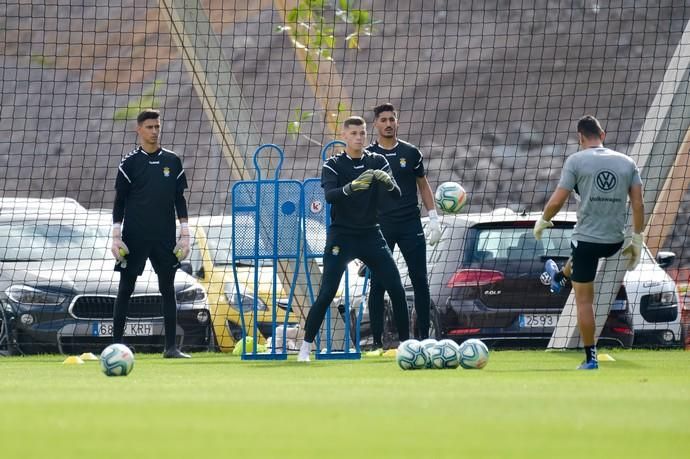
left=373, top=103, right=397, bottom=119
left=137, top=109, right=161, bottom=125
left=577, top=115, right=604, bottom=138
left=343, top=116, right=366, bottom=129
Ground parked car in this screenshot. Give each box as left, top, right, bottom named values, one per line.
left=0, top=211, right=212, bottom=354
left=0, top=196, right=87, bottom=214
left=185, top=215, right=360, bottom=352
left=351, top=208, right=682, bottom=349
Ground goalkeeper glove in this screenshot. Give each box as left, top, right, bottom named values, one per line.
left=110, top=223, right=129, bottom=262
left=427, top=210, right=442, bottom=246
left=343, top=169, right=374, bottom=195
left=621, top=233, right=643, bottom=271
left=532, top=216, right=554, bottom=241
left=174, top=223, right=191, bottom=261
left=372, top=169, right=396, bottom=191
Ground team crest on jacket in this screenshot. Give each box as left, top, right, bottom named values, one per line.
left=331, top=245, right=340, bottom=256
left=399, top=158, right=407, bottom=168
left=163, top=167, right=171, bottom=177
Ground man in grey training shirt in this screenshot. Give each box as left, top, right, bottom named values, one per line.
left=533, top=115, right=645, bottom=370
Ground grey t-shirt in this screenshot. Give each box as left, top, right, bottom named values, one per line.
left=558, top=147, right=642, bottom=244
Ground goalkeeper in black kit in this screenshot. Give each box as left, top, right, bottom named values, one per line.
left=111, top=109, right=192, bottom=359
left=298, top=116, right=410, bottom=362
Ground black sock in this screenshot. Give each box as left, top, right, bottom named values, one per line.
left=554, top=271, right=567, bottom=283
left=585, top=345, right=597, bottom=363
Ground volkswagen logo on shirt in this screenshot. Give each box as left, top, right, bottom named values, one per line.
left=595, top=170, right=617, bottom=192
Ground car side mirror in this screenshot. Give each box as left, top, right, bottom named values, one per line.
left=656, top=251, right=676, bottom=269
left=179, top=261, right=193, bottom=276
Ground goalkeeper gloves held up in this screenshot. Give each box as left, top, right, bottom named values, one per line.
left=372, top=169, right=396, bottom=191
left=622, top=233, right=643, bottom=271
left=343, top=169, right=374, bottom=195
left=532, top=216, right=554, bottom=241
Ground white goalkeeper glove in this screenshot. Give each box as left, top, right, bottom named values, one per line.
left=622, top=233, right=643, bottom=271
left=174, top=223, right=191, bottom=261
left=427, top=210, right=442, bottom=246
left=110, top=223, right=129, bottom=262
left=532, top=216, right=554, bottom=241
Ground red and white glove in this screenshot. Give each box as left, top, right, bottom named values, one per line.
left=110, top=223, right=129, bottom=262
left=174, top=222, right=191, bottom=261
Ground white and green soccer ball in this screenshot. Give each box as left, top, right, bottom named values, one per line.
left=429, top=339, right=461, bottom=369
left=458, top=338, right=489, bottom=369
left=419, top=338, right=438, bottom=368
left=434, top=181, right=468, bottom=214
left=396, top=339, right=428, bottom=370
left=100, top=343, right=134, bottom=377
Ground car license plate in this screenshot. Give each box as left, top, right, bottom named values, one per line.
left=519, top=314, right=558, bottom=328
left=92, top=322, right=154, bottom=337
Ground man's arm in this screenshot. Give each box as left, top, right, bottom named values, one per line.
left=542, top=187, right=571, bottom=221
left=533, top=187, right=570, bottom=240
left=322, top=163, right=374, bottom=203
left=418, top=176, right=441, bottom=245
left=111, top=164, right=131, bottom=260
left=628, top=183, right=645, bottom=234
left=416, top=176, right=436, bottom=212
left=621, top=183, right=645, bottom=270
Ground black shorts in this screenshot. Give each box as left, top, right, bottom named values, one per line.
left=115, top=238, right=180, bottom=276
left=570, top=240, right=624, bottom=283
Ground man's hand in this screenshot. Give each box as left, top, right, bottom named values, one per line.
left=372, top=169, right=396, bottom=191
left=343, top=169, right=374, bottom=194
left=622, top=233, right=643, bottom=271
left=427, top=210, right=442, bottom=246
left=174, top=223, right=191, bottom=261
left=532, top=216, right=554, bottom=241
left=111, top=224, right=129, bottom=261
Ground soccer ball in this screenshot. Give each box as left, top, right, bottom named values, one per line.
left=419, top=338, right=438, bottom=368
left=458, top=338, right=489, bottom=369
left=428, top=339, right=461, bottom=369
left=100, top=343, right=134, bottom=377
left=233, top=336, right=267, bottom=355
left=396, top=339, right=428, bottom=370
left=435, top=181, right=468, bottom=213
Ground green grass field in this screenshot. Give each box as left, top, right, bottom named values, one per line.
left=1, top=350, right=689, bottom=459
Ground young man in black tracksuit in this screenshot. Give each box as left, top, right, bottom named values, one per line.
left=298, top=116, right=410, bottom=362
left=111, top=109, right=192, bottom=359
left=366, top=103, right=441, bottom=350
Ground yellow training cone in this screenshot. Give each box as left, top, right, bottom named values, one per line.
left=598, top=353, right=616, bottom=362
left=382, top=349, right=397, bottom=358
left=79, top=352, right=99, bottom=361
left=62, top=356, right=85, bottom=365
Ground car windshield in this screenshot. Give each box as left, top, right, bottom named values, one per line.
left=0, top=221, right=110, bottom=261
left=202, top=218, right=328, bottom=267
left=203, top=224, right=269, bottom=267
left=473, top=226, right=573, bottom=262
